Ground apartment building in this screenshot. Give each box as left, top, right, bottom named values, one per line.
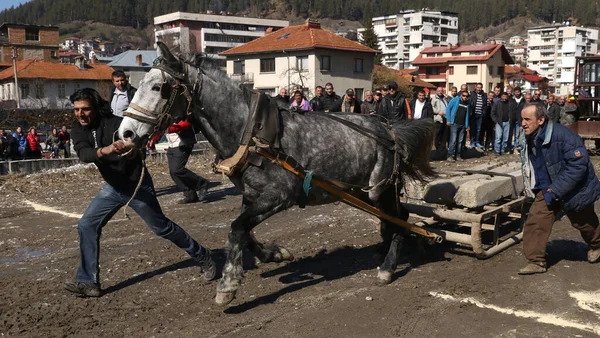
left=0, top=23, right=59, bottom=64
left=359, top=10, right=458, bottom=69
left=221, top=19, right=376, bottom=99
left=411, top=43, right=514, bottom=92
left=154, top=11, right=288, bottom=67
left=527, top=24, right=598, bottom=95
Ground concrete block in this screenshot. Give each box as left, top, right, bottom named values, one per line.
left=454, top=170, right=524, bottom=208
left=422, top=163, right=520, bottom=205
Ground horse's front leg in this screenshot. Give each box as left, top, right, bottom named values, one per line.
left=215, top=222, right=246, bottom=306
left=247, top=232, right=294, bottom=263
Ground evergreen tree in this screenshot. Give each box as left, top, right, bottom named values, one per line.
left=360, top=24, right=382, bottom=66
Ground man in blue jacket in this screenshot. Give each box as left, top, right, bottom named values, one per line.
left=445, top=90, right=470, bottom=161
left=12, top=126, right=27, bottom=158
left=518, top=104, right=600, bottom=274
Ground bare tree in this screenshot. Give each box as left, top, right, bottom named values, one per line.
left=280, top=66, right=313, bottom=97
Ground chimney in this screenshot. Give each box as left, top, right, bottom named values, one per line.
left=265, top=27, right=274, bottom=34
left=90, top=55, right=98, bottom=64
left=74, top=55, right=86, bottom=70
left=305, top=18, right=321, bottom=29
left=136, top=54, right=142, bottom=66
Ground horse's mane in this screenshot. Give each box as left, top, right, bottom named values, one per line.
left=187, top=53, right=225, bottom=76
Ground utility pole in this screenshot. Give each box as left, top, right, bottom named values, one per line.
left=12, top=46, right=20, bottom=108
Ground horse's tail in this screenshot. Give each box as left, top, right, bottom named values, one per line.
left=390, top=119, right=437, bottom=183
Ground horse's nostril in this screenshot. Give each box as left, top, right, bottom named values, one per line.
left=123, top=130, right=135, bottom=139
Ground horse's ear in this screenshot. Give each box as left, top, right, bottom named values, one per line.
left=156, top=41, right=178, bottom=64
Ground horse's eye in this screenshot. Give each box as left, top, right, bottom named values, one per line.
left=152, top=85, right=161, bottom=91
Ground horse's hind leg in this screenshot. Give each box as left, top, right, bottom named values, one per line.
left=246, top=232, right=294, bottom=263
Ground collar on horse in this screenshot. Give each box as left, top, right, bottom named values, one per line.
left=124, top=56, right=203, bottom=139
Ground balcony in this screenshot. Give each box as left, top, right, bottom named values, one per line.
left=229, top=72, right=254, bottom=83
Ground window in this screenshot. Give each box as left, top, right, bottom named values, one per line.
left=20, top=84, right=30, bottom=98
left=296, top=56, right=308, bottom=71
left=35, top=82, right=44, bottom=98
left=25, top=27, right=39, bottom=41
left=448, top=66, right=454, bottom=75
left=497, top=66, right=505, bottom=77
left=74, top=83, right=81, bottom=92
left=354, top=58, right=364, bottom=73
left=51, top=50, right=57, bottom=58
left=258, top=88, right=276, bottom=96
left=233, top=60, right=245, bottom=74
left=354, top=88, right=364, bottom=100
left=488, top=66, right=493, bottom=75
left=320, top=55, right=331, bottom=71
left=488, top=83, right=493, bottom=92
left=6, top=84, right=10, bottom=99
left=58, top=83, right=66, bottom=98
left=1, top=85, right=3, bottom=100
left=448, top=83, right=454, bottom=91
left=260, top=58, right=275, bottom=73
left=467, top=66, right=478, bottom=75
left=426, top=67, right=440, bottom=75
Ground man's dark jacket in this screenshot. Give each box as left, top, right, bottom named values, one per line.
left=469, top=90, right=488, bottom=114
left=491, top=100, right=510, bottom=123
left=381, top=92, right=408, bottom=123
left=310, top=96, right=324, bottom=111
left=547, top=102, right=561, bottom=123
left=274, top=94, right=290, bottom=110
left=330, top=97, right=361, bottom=113
left=408, top=98, right=434, bottom=119
left=108, top=83, right=137, bottom=106
left=321, top=92, right=341, bottom=112
left=72, top=113, right=143, bottom=188
left=520, top=120, right=600, bottom=211
left=509, top=96, right=526, bottom=124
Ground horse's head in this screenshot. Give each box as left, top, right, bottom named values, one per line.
left=118, top=41, right=197, bottom=147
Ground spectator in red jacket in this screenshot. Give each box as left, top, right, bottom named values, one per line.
left=58, top=125, right=71, bottom=158
left=26, top=127, right=41, bottom=159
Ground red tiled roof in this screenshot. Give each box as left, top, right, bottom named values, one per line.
left=221, top=20, right=377, bottom=56
left=59, top=51, right=81, bottom=57
left=520, top=74, right=547, bottom=82
left=0, top=59, right=114, bottom=81
left=505, top=65, right=536, bottom=75
left=412, top=44, right=513, bottom=65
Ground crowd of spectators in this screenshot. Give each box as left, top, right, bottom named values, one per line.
left=0, top=125, right=71, bottom=161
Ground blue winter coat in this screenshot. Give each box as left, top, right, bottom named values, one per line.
left=520, top=120, right=600, bottom=212
left=445, top=96, right=470, bottom=128
left=13, top=132, right=27, bottom=148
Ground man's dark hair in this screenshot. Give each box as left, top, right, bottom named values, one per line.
left=293, top=90, right=303, bottom=97
left=70, top=88, right=112, bottom=116
left=417, top=90, right=426, bottom=95
left=476, top=82, right=483, bottom=87
left=451, top=86, right=457, bottom=91
left=316, top=85, right=323, bottom=90
left=111, top=70, right=127, bottom=79
left=501, top=92, right=509, bottom=96
left=494, top=85, right=502, bottom=90
left=325, top=82, right=333, bottom=88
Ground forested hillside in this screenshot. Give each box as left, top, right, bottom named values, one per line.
left=0, top=0, right=598, bottom=32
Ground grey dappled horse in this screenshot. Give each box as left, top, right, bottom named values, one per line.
left=118, top=42, right=435, bottom=306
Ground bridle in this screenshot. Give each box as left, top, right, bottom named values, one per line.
left=124, top=56, right=203, bottom=139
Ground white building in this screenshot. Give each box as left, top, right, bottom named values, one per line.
left=0, top=58, right=113, bottom=109
left=221, top=19, right=376, bottom=99
left=359, top=9, right=458, bottom=69
left=527, top=24, right=598, bottom=95
left=509, top=35, right=523, bottom=46
left=154, top=11, right=288, bottom=68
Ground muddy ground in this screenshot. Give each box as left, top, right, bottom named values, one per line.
left=1, top=151, right=600, bottom=338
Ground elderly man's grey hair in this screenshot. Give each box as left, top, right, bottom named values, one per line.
left=524, top=103, right=547, bottom=119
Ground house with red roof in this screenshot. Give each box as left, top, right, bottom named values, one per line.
left=411, top=43, right=514, bottom=92
left=220, top=19, right=377, bottom=99
left=0, top=58, right=114, bottom=109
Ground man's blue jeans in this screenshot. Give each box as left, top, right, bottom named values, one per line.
left=512, top=121, right=521, bottom=149
left=470, top=113, right=483, bottom=146
left=494, top=122, right=510, bottom=153
left=75, top=174, right=206, bottom=284
left=448, top=124, right=465, bottom=158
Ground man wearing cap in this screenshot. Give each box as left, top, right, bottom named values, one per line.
left=322, top=83, right=341, bottom=113
left=332, top=88, right=361, bottom=113
left=381, top=81, right=408, bottom=123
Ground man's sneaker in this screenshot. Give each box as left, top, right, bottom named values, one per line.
left=446, top=157, right=456, bottom=162
left=476, top=143, right=484, bottom=149
left=196, top=180, right=210, bottom=202
left=588, top=248, right=600, bottom=263
left=456, top=156, right=465, bottom=162
left=518, top=263, right=547, bottom=275
left=64, top=282, right=102, bottom=297
left=195, top=249, right=216, bottom=281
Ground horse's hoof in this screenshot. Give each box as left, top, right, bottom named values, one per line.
left=215, top=291, right=236, bottom=306
left=377, top=270, right=393, bottom=285
left=280, top=247, right=294, bottom=261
